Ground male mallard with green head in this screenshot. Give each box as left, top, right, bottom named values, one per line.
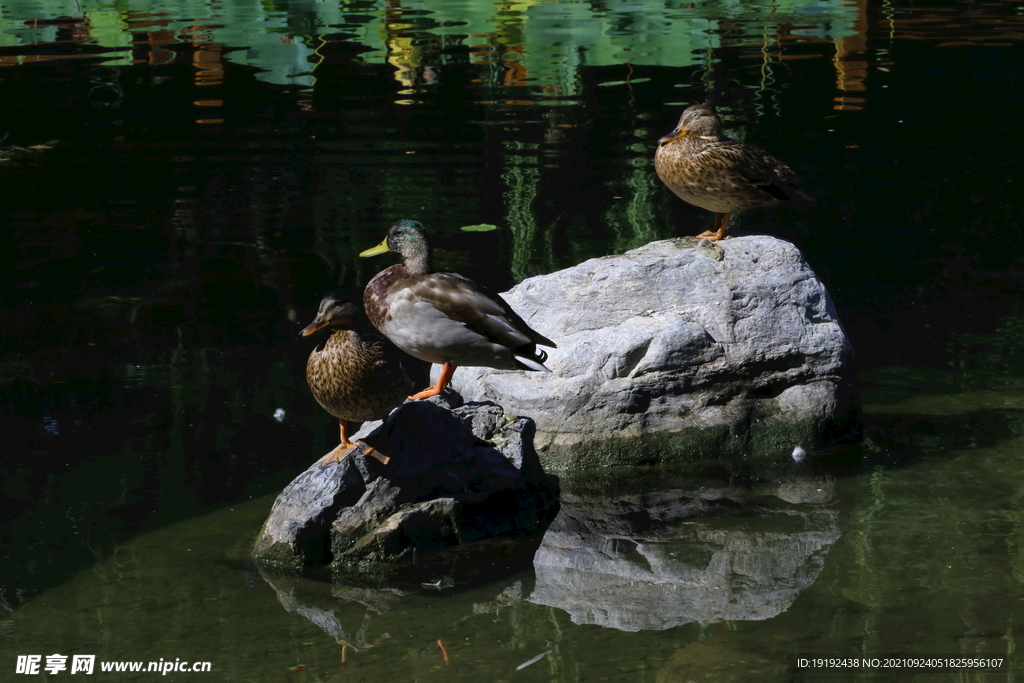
left=359, top=219, right=556, bottom=400
left=654, top=103, right=807, bottom=241
left=301, top=290, right=413, bottom=464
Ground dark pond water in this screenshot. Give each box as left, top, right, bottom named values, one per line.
left=2, top=0, right=1024, bottom=679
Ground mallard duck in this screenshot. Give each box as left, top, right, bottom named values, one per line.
left=358, top=219, right=556, bottom=400
left=654, top=103, right=807, bottom=241
left=300, top=290, right=414, bottom=464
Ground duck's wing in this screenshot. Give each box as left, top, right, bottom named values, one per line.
left=401, top=272, right=556, bottom=350
left=712, top=141, right=811, bottom=205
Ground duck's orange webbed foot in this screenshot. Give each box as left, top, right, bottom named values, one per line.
left=691, top=213, right=730, bottom=242
left=358, top=441, right=390, bottom=466
left=408, top=362, right=457, bottom=400
left=319, top=443, right=357, bottom=466
left=318, top=422, right=358, bottom=466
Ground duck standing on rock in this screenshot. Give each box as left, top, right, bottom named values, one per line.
left=654, top=103, right=808, bottom=242
left=301, top=291, right=414, bottom=464
left=359, top=219, right=556, bottom=400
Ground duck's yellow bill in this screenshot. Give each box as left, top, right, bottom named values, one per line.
left=359, top=238, right=391, bottom=257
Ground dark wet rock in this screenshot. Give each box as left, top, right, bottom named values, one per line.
left=526, top=475, right=840, bottom=631
left=253, top=397, right=560, bottom=579
left=448, top=235, right=860, bottom=468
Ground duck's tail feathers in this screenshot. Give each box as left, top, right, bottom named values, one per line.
left=514, top=353, right=552, bottom=373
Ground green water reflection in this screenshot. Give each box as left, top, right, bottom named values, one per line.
left=0, top=0, right=862, bottom=88
left=5, top=421, right=1024, bottom=682
left=3, top=0, right=1024, bottom=677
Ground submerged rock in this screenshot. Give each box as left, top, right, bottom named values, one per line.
left=449, top=235, right=859, bottom=468
left=253, top=397, right=560, bottom=579
left=656, top=639, right=791, bottom=683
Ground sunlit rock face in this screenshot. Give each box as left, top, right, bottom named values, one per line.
left=449, top=236, right=859, bottom=468
left=527, top=480, right=841, bottom=631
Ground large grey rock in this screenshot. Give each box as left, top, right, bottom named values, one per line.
left=449, top=236, right=858, bottom=468
left=253, top=397, right=560, bottom=579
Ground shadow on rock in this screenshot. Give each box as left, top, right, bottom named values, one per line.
left=253, top=394, right=560, bottom=587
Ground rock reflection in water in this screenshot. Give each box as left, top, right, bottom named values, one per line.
left=260, top=568, right=402, bottom=654
left=258, top=564, right=531, bottom=671
left=529, top=477, right=841, bottom=631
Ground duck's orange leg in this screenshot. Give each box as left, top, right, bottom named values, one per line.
left=320, top=422, right=357, bottom=465
left=409, top=362, right=457, bottom=400
left=692, top=212, right=731, bottom=242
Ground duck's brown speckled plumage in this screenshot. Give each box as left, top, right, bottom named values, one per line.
left=301, top=291, right=413, bottom=463
left=654, top=103, right=807, bottom=241
left=306, top=328, right=412, bottom=423
left=359, top=220, right=556, bottom=400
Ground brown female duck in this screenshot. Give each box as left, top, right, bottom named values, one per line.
left=654, top=103, right=807, bottom=241
left=301, top=291, right=413, bottom=464
left=359, top=219, right=556, bottom=399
